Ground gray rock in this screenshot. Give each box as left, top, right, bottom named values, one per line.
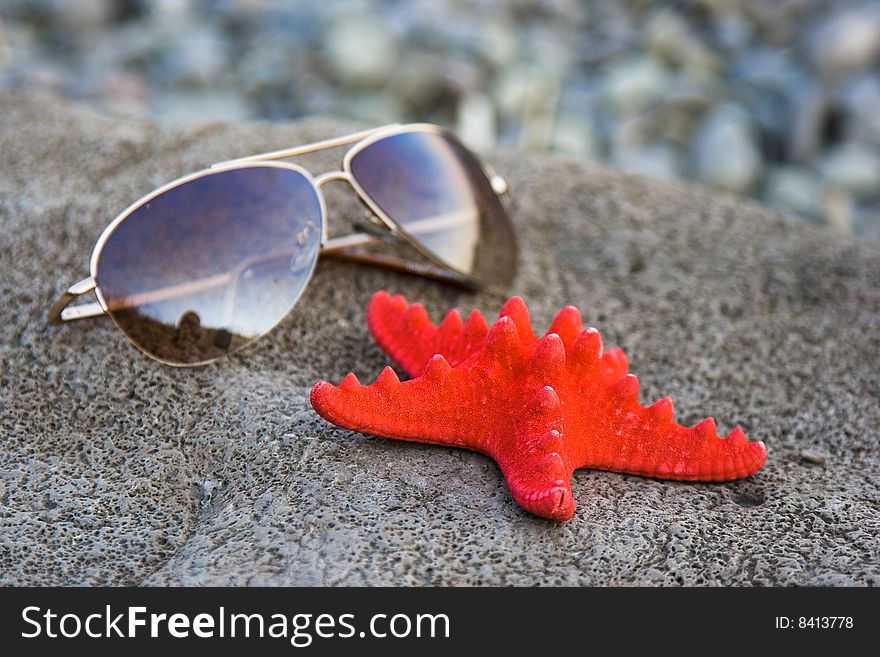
left=654, top=89, right=712, bottom=146
left=2, top=91, right=880, bottom=586
left=478, top=20, right=520, bottom=70
left=820, top=143, right=880, bottom=199
left=148, top=0, right=196, bottom=28
left=323, top=17, right=398, bottom=89
left=853, top=203, right=880, bottom=240
left=456, top=91, right=497, bottom=153
left=763, top=165, right=824, bottom=221
left=438, top=55, right=484, bottom=96
left=840, top=74, right=880, bottom=148
left=712, top=7, right=753, bottom=51
left=165, top=25, right=227, bottom=89
left=730, top=49, right=811, bottom=163
left=0, top=18, right=12, bottom=69
left=644, top=8, right=720, bottom=75
left=603, top=56, right=672, bottom=115
left=551, top=112, right=598, bottom=159
left=494, top=64, right=553, bottom=121
left=150, top=91, right=251, bottom=123
left=735, top=0, right=805, bottom=45
left=800, top=450, right=828, bottom=465
left=821, top=185, right=855, bottom=235
left=732, top=46, right=810, bottom=93
left=50, top=0, right=113, bottom=33
left=693, top=102, right=763, bottom=194
left=523, top=22, right=576, bottom=76
left=237, top=39, right=302, bottom=101
left=810, top=4, right=880, bottom=76
left=385, top=52, right=450, bottom=114
left=788, top=86, right=830, bottom=164
left=341, top=93, right=406, bottom=126
left=509, top=67, right=561, bottom=152
left=613, top=143, right=682, bottom=180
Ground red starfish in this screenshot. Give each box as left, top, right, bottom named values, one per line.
left=311, top=292, right=767, bottom=521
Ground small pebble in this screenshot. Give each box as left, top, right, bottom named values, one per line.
left=323, top=17, right=398, bottom=89
left=822, top=186, right=854, bottom=235
left=603, top=56, right=671, bottom=114
left=810, top=4, right=880, bottom=76
left=552, top=112, right=598, bottom=158
left=614, top=144, right=682, bottom=180
left=644, top=8, right=719, bottom=75
left=764, top=165, right=824, bottom=221
left=0, top=18, right=11, bottom=69
left=820, top=144, right=880, bottom=198
left=693, top=103, right=763, bottom=194
left=456, top=91, right=497, bottom=152
left=800, top=450, right=829, bottom=465
left=840, top=75, right=880, bottom=147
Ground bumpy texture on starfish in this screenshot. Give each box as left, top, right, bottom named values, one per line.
left=311, top=292, right=767, bottom=521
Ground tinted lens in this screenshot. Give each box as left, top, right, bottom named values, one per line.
left=348, top=130, right=517, bottom=287
left=95, top=165, right=323, bottom=365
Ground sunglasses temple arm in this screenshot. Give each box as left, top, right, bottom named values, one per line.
left=321, top=232, right=377, bottom=254
left=47, top=277, right=106, bottom=325
left=321, top=235, right=477, bottom=291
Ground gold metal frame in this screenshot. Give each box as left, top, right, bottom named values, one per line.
left=47, top=123, right=512, bottom=362
left=213, top=122, right=510, bottom=287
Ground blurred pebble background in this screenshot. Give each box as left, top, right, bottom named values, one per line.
left=1, top=0, right=879, bottom=238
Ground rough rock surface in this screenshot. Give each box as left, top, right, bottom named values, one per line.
left=1, top=91, right=878, bottom=586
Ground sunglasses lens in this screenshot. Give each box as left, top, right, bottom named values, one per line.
left=348, top=130, right=517, bottom=287
left=95, top=166, right=323, bottom=365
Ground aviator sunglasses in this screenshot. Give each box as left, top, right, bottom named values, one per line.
left=48, top=124, right=518, bottom=365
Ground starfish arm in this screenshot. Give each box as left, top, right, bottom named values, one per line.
left=311, top=357, right=504, bottom=454
left=498, top=450, right=576, bottom=521
left=571, top=376, right=767, bottom=481
left=367, top=291, right=488, bottom=377
left=368, top=291, right=630, bottom=382
left=494, top=385, right=578, bottom=521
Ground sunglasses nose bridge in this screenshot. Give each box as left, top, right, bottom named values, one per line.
left=314, top=170, right=352, bottom=188
left=312, top=170, right=356, bottom=245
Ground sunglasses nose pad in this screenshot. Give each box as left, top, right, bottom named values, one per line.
left=290, top=219, right=323, bottom=274
left=224, top=219, right=322, bottom=332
